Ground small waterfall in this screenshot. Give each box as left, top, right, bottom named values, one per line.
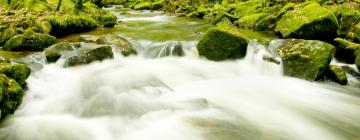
left=0, top=7, right=359, bottom=140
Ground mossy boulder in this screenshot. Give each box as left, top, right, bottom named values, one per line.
left=144, top=41, right=185, bottom=58
left=49, top=15, right=97, bottom=37
left=134, top=2, right=151, bottom=10
left=324, top=65, right=348, bottom=85
left=236, top=13, right=268, bottom=29
left=44, top=43, right=74, bottom=63
left=197, top=22, right=248, bottom=61
left=92, top=11, right=117, bottom=27
left=333, top=38, right=360, bottom=64
left=276, top=39, right=335, bottom=80
left=64, top=45, right=113, bottom=67
left=275, top=3, right=339, bottom=40
left=151, top=0, right=165, bottom=10
left=96, top=35, right=137, bottom=56
left=3, top=33, right=57, bottom=51
left=0, top=74, right=24, bottom=120
left=0, top=62, right=31, bottom=87
left=330, top=3, right=360, bottom=39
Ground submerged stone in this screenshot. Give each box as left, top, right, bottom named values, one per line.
left=44, top=43, right=74, bottom=63
left=197, top=23, right=248, bottom=61
left=64, top=45, right=114, bottom=67
left=275, top=3, right=339, bottom=40
left=3, top=33, right=56, bottom=51
left=324, top=65, right=348, bottom=85
left=96, top=35, right=137, bottom=56
left=276, top=39, right=335, bottom=80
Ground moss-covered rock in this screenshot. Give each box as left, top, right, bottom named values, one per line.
left=236, top=13, right=268, bottom=29
left=3, top=33, right=57, bottom=51
left=49, top=15, right=97, bottom=37
left=151, top=0, right=165, bottom=10
left=0, top=74, right=24, bottom=120
left=197, top=22, right=248, bottom=61
left=275, top=2, right=339, bottom=40
left=44, top=42, right=74, bottom=63
left=329, top=3, right=360, bottom=39
left=96, top=35, right=137, bottom=56
left=64, top=45, right=113, bottom=67
left=324, top=65, right=348, bottom=85
left=254, top=15, right=278, bottom=31
left=333, top=38, right=360, bottom=64
left=92, top=11, right=117, bottom=27
left=276, top=39, right=335, bottom=80
left=134, top=2, right=151, bottom=10
left=0, top=62, right=31, bottom=87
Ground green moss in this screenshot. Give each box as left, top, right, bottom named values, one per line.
left=134, top=2, right=152, bottom=10
left=49, top=14, right=97, bottom=37
left=236, top=13, right=268, bottom=29
left=92, top=11, right=117, bottom=27
left=329, top=3, right=360, bottom=39
left=3, top=32, right=57, bottom=51
left=0, top=74, right=23, bottom=120
left=0, top=62, right=31, bottom=87
left=151, top=0, right=164, bottom=10
left=356, top=50, right=360, bottom=71
left=333, top=38, right=360, bottom=63
left=277, top=39, right=335, bottom=80
left=197, top=23, right=248, bottom=61
left=275, top=2, right=339, bottom=40
left=324, top=65, right=348, bottom=85
left=254, top=14, right=277, bottom=31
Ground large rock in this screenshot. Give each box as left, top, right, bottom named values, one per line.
left=44, top=43, right=74, bottom=63
left=333, top=38, right=360, bottom=64
left=64, top=45, right=114, bottom=67
left=3, top=33, right=57, bottom=51
left=275, top=3, right=339, bottom=40
left=324, top=65, right=348, bottom=85
left=144, top=41, right=185, bottom=58
left=197, top=22, right=248, bottom=61
left=276, top=39, right=335, bottom=80
left=96, top=35, right=137, bottom=56
left=0, top=74, right=24, bottom=120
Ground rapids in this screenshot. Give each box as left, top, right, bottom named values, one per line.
left=0, top=6, right=359, bottom=140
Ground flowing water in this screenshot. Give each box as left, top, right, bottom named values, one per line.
left=0, top=6, right=360, bottom=140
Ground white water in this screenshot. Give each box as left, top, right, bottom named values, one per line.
left=1, top=9, right=360, bottom=140
left=0, top=42, right=359, bottom=140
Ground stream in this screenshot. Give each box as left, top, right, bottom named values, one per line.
left=0, top=6, right=360, bottom=140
